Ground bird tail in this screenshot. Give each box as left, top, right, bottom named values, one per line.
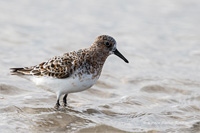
left=10, top=67, right=32, bottom=75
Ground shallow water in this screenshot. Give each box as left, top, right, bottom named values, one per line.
left=0, top=0, right=200, bottom=132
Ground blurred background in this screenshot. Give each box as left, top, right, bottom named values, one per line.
left=0, top=0, right=200, bottom=132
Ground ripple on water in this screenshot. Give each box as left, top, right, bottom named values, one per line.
left=0, top=84, right=27, bottom=95
left=86, top=88, right=118, bottom=99
left=96, top=80, right=114, bottom=89
left=140, top=84, right=191, bottom=95
left=82, top=108, right=102, bottom=115
left=77, top=124, right=125, bottom=133
left=32, top=111, right=93, bottom=132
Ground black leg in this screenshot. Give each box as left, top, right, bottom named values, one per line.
left=55, top=99, right=60, bottom=109
left=63, top=94, right=68, bottom=106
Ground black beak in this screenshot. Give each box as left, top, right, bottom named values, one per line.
left=113, top=49, right=129, bottom=63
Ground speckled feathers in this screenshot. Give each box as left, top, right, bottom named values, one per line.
left=10, top=35, right=118, bottom=79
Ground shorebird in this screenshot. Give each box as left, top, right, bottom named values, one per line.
left=10, top=35, right=129, bottom=108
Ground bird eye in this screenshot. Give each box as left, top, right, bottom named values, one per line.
left=105, top=42, right=111, bottom=47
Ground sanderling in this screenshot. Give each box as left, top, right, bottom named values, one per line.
left=10, top=35, right=129, bottom=108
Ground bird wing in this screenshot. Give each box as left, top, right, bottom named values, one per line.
left=10, top=51, right=79, bottom=79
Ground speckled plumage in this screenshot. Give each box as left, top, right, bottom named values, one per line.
left=10, top=35, right=129, bottom=108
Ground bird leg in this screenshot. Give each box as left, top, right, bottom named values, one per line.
left=54, top=93, right=62, bottom=109
left=54, top=99, right=60, bottom=109
left=63, top=94, right=68, bottom=107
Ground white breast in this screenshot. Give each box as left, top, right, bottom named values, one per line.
left=30, top=73, right=100, bottom=95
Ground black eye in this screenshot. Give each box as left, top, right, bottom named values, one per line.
left=105, top=42, right=111, bottom=47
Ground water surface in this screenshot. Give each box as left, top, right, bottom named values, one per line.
left=0, top=0, right=200, bottom=132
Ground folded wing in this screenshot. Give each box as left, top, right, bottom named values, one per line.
left=10, top=53, right=77, bottom=79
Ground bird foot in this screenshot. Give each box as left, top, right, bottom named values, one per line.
left=54, top=102, right=60, bottom=109
left=63, top=102, right=67, bottom=107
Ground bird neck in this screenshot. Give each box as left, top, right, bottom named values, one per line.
left=77, top=46, right=109, bottom=77
left=88, top=46, right=109, bottom=66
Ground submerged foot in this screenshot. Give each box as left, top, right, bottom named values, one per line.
left=54, top=99, right=60, bottom=109
left=54, top=103, right=60, bottom=109
left=63, top=103, right=67, bottom=107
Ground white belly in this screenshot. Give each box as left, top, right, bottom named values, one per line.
left=30, top=73, right=99, bottom=95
